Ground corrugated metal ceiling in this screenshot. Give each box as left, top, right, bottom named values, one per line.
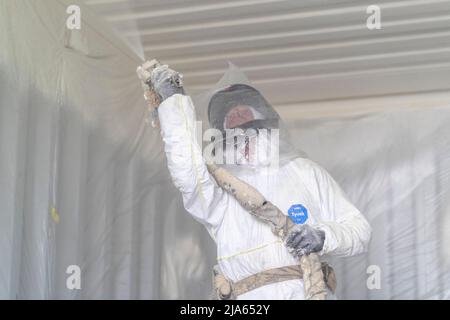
left=84, top=0, right=450, bottom=107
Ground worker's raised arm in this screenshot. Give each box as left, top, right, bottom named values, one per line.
left=144, top=64, right=228, bottom=237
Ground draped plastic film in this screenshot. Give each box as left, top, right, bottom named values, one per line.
left=1, top=1, right=449, bottom=299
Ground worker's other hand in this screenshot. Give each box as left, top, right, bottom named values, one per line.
left=285, top=224, right=325, bottom=258
left=150, top=65, right=184, bottom=102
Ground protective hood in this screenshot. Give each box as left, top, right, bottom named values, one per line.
left=192, top=63, right=306, bottom=171
left=208, top=83, right=280, bottom=132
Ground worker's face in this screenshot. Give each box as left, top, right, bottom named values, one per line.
left=221, top=105, right=275, bottom=166
left=208, top=86, right=280, bottom=167
left=224, top=105, right=255, bottom=129
left=223, top=105, right=255, bottom=164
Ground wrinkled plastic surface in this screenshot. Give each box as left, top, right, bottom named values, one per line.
left=1, top=0, right=449, bottom=299
left=294, top=109, right=450, bottom=299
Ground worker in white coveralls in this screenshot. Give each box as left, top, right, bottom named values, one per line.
left=145, top=63, right=372, bottom=300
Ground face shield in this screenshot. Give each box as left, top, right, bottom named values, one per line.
left=208, top=83, right=280, bottom=131
left=193, top=64, right=306, bottom=171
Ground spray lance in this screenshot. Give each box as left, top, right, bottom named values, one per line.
left=136, top=59, right=183, bottom=128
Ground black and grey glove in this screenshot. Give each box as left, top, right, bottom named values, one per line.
left=150, top=65, right=184, bottom=102
left=285, top=224, right=325, bottom=258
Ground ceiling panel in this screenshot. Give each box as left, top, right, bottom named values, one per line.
left=84, top=0, right=450, bottom=107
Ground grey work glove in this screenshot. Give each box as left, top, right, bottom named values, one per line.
left=150, top=65, right=184, bottom=102
left=285, top=224, right=325, bottom=258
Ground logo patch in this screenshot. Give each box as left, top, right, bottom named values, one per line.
left=288, top=204, right=308, bottom=224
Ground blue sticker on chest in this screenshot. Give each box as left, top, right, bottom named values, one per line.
left=288, top=204, right=308, bottom=224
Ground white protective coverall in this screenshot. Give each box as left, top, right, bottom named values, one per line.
left=158, top=93, right=372, bottom=299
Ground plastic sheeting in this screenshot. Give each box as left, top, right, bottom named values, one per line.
left=1, top=0, right=449, bottom=299
left=293, top=109, right=450, bottom=299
